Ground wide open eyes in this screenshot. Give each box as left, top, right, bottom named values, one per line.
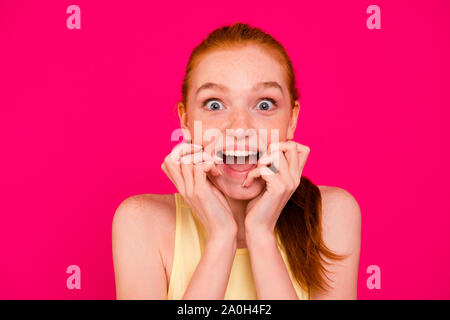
left=202, top=97, right=278, bottom=112
left=256, top=98, right=277, bottom=111
left=203, top=98, right=224, bottom=111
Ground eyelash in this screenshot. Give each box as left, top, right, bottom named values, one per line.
left=202, top=97, right=278, bottom=111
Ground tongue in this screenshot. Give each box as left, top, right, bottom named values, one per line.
left=224, top=155, right=258, bottom=172
left=227, top=163, right=255, bottom=171
left=226, top=162, right=255, bottom=171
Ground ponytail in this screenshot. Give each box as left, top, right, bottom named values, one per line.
left=275, top=176, right=345, bottom=293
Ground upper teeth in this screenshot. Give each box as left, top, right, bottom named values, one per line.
left=223, top=150, right=258, bottom=157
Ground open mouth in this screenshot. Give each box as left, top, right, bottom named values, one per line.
left=215, top=149, right=264, bottom=175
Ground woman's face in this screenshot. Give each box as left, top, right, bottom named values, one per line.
left=179, top=44, right=300, bottom=200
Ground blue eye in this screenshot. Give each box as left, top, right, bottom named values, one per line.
left=256, top=98, right=277, bottom=111
left=203, top=98, right=224, bottom=111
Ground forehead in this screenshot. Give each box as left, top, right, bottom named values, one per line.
left=190, top=45, right=287, bottom=94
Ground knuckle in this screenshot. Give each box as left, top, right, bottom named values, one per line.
left=168, top=154, right=178, bottom=164
left=193, top=162, right=201, bottom=172
left=181, top=156, right=192, bottom=165
left=280, top=183, right=288, bottom=191
left=288, top=181, right=296, bottom=191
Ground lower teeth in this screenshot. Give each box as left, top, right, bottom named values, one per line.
left=222, top=156, right=258, bottom=165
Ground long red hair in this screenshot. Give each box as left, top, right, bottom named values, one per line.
left=180, top=22, right=344, bottom=294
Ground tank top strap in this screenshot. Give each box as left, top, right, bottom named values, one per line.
left=167, top=193, right=206, bottom=299
left=174, top=193, right=207, bottom=252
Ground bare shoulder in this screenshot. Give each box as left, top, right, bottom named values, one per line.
left=112, top=193, right=176, bottom=247
left=113, top=193, right=175, bottom=226
left=309, top=186, right=361, bottom=299
left=112, top=194, right=176, bottom=299
left=317, top=185, right=361, bottom=221
left=317, top=185, right=361, bottom=255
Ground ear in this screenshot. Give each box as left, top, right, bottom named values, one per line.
left=287, top=100, right=300, bottom=140
left=177, top=101, right=192, bottom=141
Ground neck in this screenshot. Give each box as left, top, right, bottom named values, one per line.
left=225, top=196, right=250, bottom=248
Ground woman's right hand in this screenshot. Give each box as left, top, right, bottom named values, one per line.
left=161, top=142, right=238, bottom=244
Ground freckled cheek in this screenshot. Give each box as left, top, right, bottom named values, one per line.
left=272, top=128, right=288, bottom=142
left=198, top=125, right=226, bottom=151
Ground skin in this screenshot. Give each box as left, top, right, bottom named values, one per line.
left=112, top=45, right=361, bottom=299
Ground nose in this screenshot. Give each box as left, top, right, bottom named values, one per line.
left=228, top=108, right=253, bottom=132
left=223, top=111, right=257, bottom=146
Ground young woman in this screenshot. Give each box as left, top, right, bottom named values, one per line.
left=112, top=23, right=361, bottom=300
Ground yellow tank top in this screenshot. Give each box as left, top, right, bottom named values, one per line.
left=167, top=193, right=310, bottom=300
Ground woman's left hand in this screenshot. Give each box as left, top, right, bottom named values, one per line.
left=242, top=140, right=311, bottom=237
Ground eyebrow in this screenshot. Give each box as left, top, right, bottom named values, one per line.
left=195, top=81, right=284, bottom=97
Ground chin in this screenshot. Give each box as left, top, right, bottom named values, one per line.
left=210, top=176, right=265, bottom=200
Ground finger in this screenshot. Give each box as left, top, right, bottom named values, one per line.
left=270, top=141, right=310, bottom=180
left=192, top=157, right=222, bottom=191
left=203, top=139, right=224, bottom=176
left=271, top=149, right=291, bottom=184
left=295, top=143, right=311, bottom=173
left=242, top=152, right=276, bottom=187
left=180, top=150, right=221, bottom=176
left=180, top=161, right=194, bottom=196
left=258, top=148, right=289, bottom=177
left=179, top=149, right=204, bottom=165
left=203, top=137, right=224, bottom=165
left=242, top=165, right=281, bottom=188
left=202, top=152, right=222, bottom=176
left=243, top=139, right=298, bottom=188
left=178, top=149, right=207, bottom=195
left=170, top=142, right=203, bottom=163
left=162, top=158, right=186, bottom=194
left=258, top=148, right=287, bottom=169
left=161, top=162, right=175, bottom=185
left=244, top=149, right=289, bottom=187
left=193, top=161, right=207, bottom=190
left=242, top=166, right=262, bottom=187
left=272, top=141, right=300, bottom=182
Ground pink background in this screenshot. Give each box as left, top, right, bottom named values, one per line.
left=1, top=0, right=449, bottom=299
